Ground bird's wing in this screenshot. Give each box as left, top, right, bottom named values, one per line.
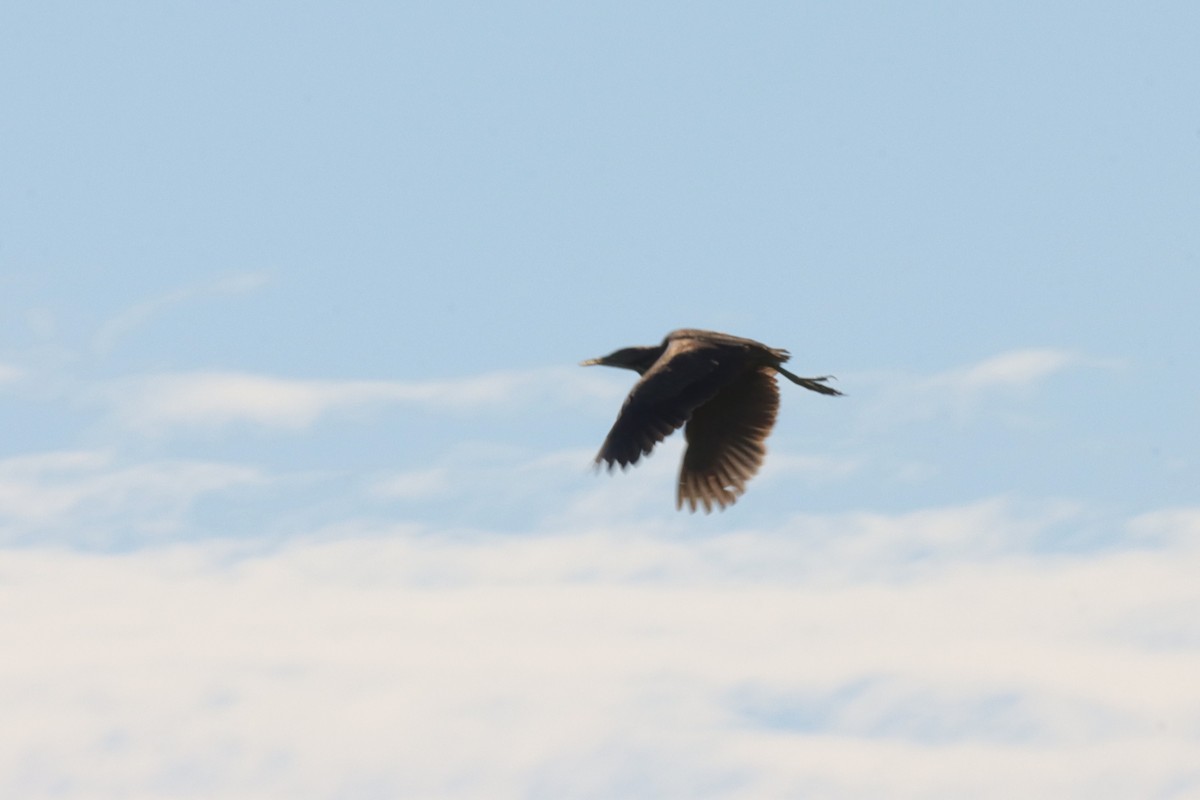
left=677, top=366, right=780, bottom=513
left=593, top=337, right=739, bottom=470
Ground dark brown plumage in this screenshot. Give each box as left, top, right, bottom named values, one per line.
left=581, top=329, right=842, bottom=512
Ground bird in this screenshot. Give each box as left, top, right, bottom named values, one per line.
left=581, top=329, right=843, bottom=513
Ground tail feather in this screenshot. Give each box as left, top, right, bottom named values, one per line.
left=776, top=366, right=843, bottom=396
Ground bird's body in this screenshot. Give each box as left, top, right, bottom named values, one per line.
left=582, top=329, right=842, bottom=512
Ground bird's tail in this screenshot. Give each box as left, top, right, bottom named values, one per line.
left=776, top=366, right=844, bottom=396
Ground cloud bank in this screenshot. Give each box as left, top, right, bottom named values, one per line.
left=2, top=501, right=1198, bottom=799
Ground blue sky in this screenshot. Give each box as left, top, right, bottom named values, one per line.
left=2, top=2, right=1199, bottom=797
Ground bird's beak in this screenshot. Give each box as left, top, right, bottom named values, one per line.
left=579, top=357, right=603, bottom=367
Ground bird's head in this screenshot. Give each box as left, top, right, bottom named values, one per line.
left=580, top=345, right=661, bottom=376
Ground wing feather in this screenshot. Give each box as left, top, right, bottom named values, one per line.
left=593, top=337, right=744, bottom=469
left=677, top=367, right=780, bottom=512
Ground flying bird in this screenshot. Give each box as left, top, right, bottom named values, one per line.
left=582, top=329, right=843, bottom=513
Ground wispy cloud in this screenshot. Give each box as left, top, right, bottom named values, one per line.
left=1126, top=507, right=1200, bottom=556
left=0, top=363, right=22, bottom=386
left=368, top=467, right=451, bottom=500
left=1, top=502, right=1197, bottom=799
left=757, top=452, right=861, bottom=482
left=858, top=348, right=1101, bottom=428
left=930, top=348, right=1083, bottom=393
left=0, top=450, right=264, bottom=544
left=100, top=367, right=623, bottom=434
left=92, top=271, right=272, bottom=356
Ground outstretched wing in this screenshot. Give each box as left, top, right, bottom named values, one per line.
left=593, top=337, right=742, bottom=470
left=677, top=366, right=780, bottom=513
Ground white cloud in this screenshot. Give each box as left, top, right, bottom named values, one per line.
left=0, top=363, right=21, bottom=385
left=856, top=348, right=1097, bottom=429
left=100, top=366, right=623, bottom=434
left=1, top=503, right=1198, bottom=798
left=1127, top=507, right=1200, bottom=548
left=368, top=467, right=451, bottom=500
left=757, top=452, right=861, bottom=482
left=945, top=348, right=1080, bottom=391
left=917, top=349, right=1088, bottom=407
left=0, top=450, right=264, bottom=543
left=92, top=271, right=273, bottom=356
